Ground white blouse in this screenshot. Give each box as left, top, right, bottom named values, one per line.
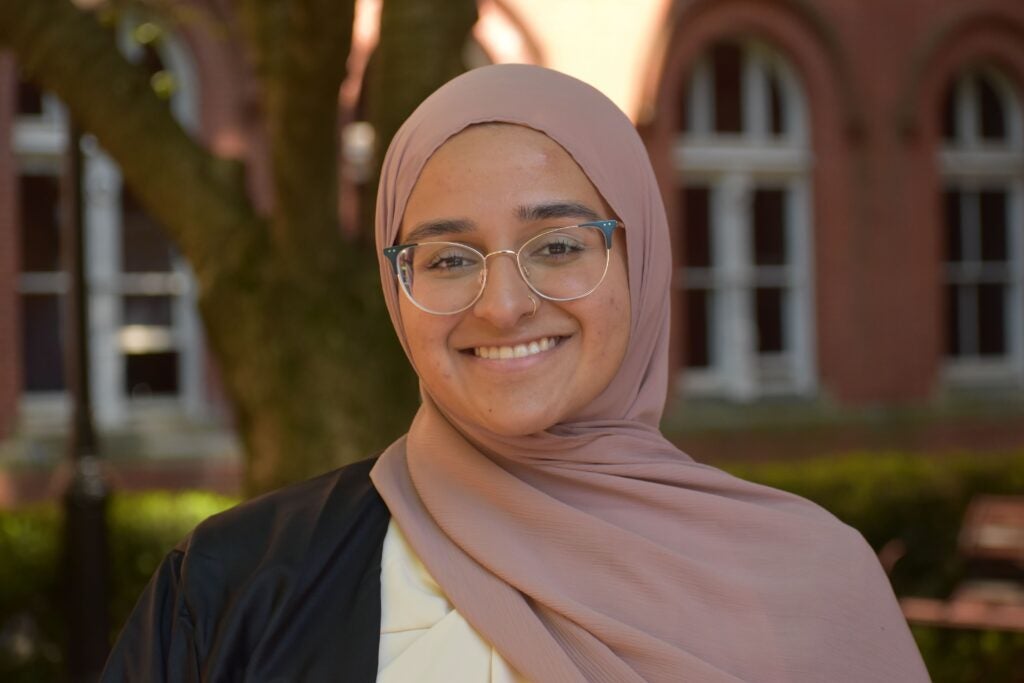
left=377, top=519, right=531, bottom=683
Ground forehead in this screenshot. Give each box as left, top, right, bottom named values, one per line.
left=399, top=124, right=610, bottom=240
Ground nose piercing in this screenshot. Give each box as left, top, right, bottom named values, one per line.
left=527, top=294, right=538, bottom=317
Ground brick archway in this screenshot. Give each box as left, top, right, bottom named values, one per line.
left=895, top=8, right=1024, bottom=392
left=897, top=8, right=1024, bottom=142
left=640, top=0, right=860, bottom=402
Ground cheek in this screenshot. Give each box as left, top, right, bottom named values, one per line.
left=399, top=302, right=454, bottom=378
left=602, top=264, right=631, bottom=354
left=605, top=298, right=631, bottom=366
left=577, top=269, right=630, bottom=376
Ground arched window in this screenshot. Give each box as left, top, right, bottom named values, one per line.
left=940, top=67, right=1024, bottom=384
left=14, top=16, right=207, bottom=429
left=676, top=40, right=814, bottom=400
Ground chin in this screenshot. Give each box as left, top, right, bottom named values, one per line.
left=475, top=410, right=559, bottom=438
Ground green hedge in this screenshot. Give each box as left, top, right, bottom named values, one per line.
left=0, top=491, right=235, bottom=681
left=720, top=451, right=1024, bottom=599
left=2, top=451, right=1023, bottom=681
left=721, top=450, right=1024, bottom=683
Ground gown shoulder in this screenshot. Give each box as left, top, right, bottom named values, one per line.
left=102, top=455, right=390, bottom=682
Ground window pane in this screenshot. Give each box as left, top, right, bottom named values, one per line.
left=685, top=289, right=710, bottom=368
left=711, top=42, right=742, bottom=133
left=977, top=283, right=1006, bottom=356
left=767, top=70, right=784, bottom=136
left=979, top=189, right=1007, bottom=262
left=19, top=175, right=62, bottom=272
left=943, top=189, right=962, bottom=264
left=977, top=75, right=1006, bottom=141
left=17, top=74, right=44, bottom=116
left=755, top=287, right=784, bottom=353
left=940, top=82, right=956, bottom=141
left=121, top=188, right=175, bottom=272
left=683, top=186, right=710, bottom=267
left=123, top=295, right=173, bottom=326
left=945, top=284, right=961, bottom=356
left=20, top=294, right=66, bottom=391
left=753, top=188, right=786, bottom=265
left=125, top=352, right=179, bottom=395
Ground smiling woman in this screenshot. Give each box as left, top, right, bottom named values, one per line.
left=103, top=65, right=929, bottom=683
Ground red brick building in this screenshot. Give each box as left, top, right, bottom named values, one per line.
left=1, top=0, right=1022, bottom=466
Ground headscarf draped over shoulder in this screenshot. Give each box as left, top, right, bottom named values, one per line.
left=371, top=64, right=928, bottom=683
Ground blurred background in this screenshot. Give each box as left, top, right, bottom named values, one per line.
left=1, top=0, right=1023, bottom=680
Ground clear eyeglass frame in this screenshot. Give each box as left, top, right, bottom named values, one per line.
left=383, top=219, right=622, bottom=315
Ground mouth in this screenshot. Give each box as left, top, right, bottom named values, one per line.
left=464, top=335, right=568, bottom=360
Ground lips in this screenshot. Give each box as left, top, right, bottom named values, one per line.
left=469, top=335, right=565, bottom=360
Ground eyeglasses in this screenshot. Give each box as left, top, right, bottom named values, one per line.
left=383, top=219, right=621, bottom=315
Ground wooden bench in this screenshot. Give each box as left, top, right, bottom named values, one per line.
left=899, top=495, right=1024, bottom=632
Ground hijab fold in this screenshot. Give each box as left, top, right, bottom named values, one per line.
left=371, top=64, right=928, bottom=683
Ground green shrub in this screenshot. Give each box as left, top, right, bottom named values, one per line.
left=911, top=627, right=1024, bottom=683
left=720, top=450, right=1024, bottom=682
left=0, top=490, right=235, bottom=681
left=0, top=503, right=62, bottom=681
left=720, top=451, right=1024, bottom=597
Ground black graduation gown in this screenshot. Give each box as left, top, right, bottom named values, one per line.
left=101, top=456, right=390, bottom=682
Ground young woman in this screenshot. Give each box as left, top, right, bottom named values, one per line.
left=103, top=64, right=929, bottom=682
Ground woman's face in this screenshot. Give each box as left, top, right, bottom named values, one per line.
left=397, top=124, right=630, bottom=436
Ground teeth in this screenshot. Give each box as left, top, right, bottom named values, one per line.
left=473, top=337, right=560, bottom=360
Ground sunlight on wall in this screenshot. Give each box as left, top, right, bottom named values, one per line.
left=344, top=0, right=667, bottom=121
left=502, top=0, right=668, bottom=120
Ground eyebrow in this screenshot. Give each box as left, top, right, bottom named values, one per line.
left=402, top=218, right=475, bottom=244
left=516, top=201, right=601, bottom=223
left=401, top=201, right=602, bottom=244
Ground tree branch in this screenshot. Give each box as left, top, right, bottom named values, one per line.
left=235, top=0, right=356, bottom=273
left=371, top=0, right=478, bottom=154
left=360, top=0, right=478, bottom=239
left=0, top=0, right=265, bottom=289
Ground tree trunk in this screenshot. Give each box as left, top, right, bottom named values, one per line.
left=361, top=0, right=479, bottom=236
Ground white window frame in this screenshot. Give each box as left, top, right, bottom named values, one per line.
left=14, top=21, right=207, bottom=430
left=940, top=67, right=1024, bottom=387
left=675, top=40, right=816, bottom=401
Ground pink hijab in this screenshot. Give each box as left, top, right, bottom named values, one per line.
left=371, top=65, right=928, bottom=683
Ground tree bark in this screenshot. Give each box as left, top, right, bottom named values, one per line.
left=361, top=0, right=479, bottom=236
left=0, top=0, right=476, bottom=494
left=0, top=0, right=262, bottom=280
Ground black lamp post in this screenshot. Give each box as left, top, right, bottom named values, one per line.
left=61, top=119, right=110, bottom=682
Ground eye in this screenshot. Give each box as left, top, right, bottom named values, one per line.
left=527, top=233, right=586, bottom=261
left=422, top=246, right=479, bottom=273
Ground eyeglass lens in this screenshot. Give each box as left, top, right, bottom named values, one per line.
left=396, top=225, right=611, bottom=314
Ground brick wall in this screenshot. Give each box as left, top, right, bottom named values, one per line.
left=645, top=0, right=1024, bottom=405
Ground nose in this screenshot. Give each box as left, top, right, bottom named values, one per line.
left=471, top=251, right=537, bottom=328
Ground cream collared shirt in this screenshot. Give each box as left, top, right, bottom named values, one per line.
left=377, top=520, right=531, bottom=683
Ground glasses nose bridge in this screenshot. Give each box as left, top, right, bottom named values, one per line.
left=481, top=248, right=519, bottom=265
left=478, top=247, right=530, bottom=291
left=481, top=248, right=523, bottom=279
